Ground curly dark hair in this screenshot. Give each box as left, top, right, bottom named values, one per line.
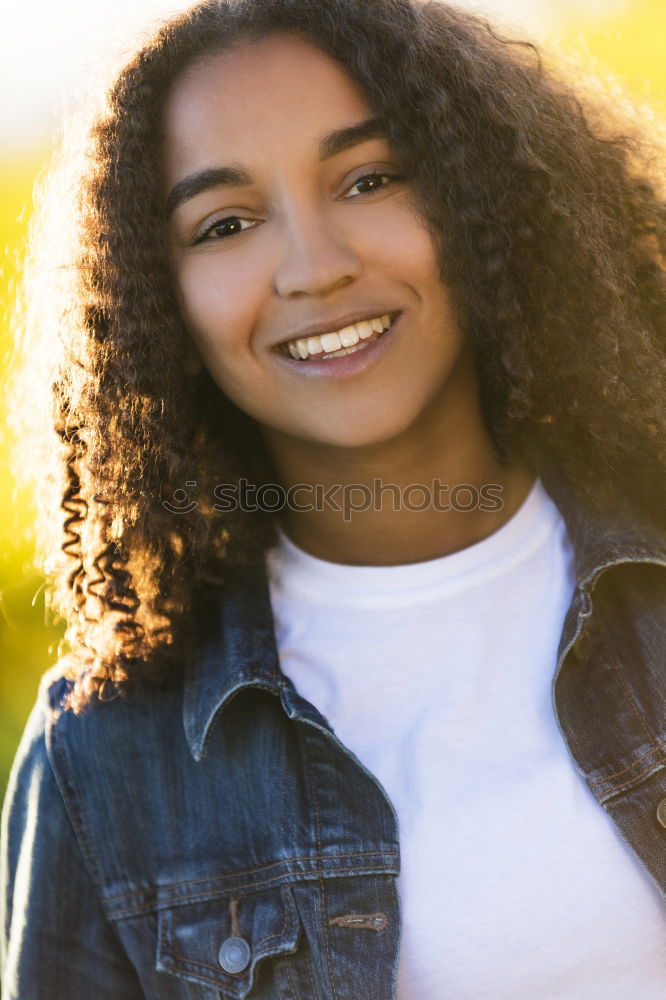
left=12, top=0, right=665, bottom=710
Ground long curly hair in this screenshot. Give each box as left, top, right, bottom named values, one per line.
left=12, top=0, right=665, bottom=710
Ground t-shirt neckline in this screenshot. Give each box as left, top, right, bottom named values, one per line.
left=267, top=477, right=562, bottom=604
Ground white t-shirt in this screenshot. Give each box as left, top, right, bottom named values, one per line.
left=266, top=478, right=665, bottom=999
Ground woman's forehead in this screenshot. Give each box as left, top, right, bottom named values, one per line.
left=162, top=33, right=373, bottom=159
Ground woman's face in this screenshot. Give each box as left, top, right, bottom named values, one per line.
left=163, top=33, right=476, bottom=452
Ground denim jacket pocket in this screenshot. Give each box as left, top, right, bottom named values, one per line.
left=156, top=882, right=301, bottom=999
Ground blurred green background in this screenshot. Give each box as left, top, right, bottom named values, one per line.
left=1, top=0, right=665, bottom=799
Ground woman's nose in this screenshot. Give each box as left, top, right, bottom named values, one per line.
left=273, top=209, right=362, bottom=298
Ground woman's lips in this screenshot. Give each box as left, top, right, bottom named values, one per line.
left=273, top=312, right=401, bottom=379
left=277, top=312, right=394, bottom=360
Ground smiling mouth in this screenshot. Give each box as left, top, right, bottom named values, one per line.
left=277, top=313, right=396, bottom=361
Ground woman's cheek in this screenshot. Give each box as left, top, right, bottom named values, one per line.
left=354, top=198, right=440, bottom=281
left=176, top=256, right=254, bottom=354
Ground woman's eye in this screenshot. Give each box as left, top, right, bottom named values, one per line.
left=344, top=172, right=402, bottom=199
left=194, top=216, right=256, bottom=244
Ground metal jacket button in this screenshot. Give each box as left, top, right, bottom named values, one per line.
left=218, top=936, right=251, bottom=974
left=656, top=798, right=666, bottom=830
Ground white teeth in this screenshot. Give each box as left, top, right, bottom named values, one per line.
left=282, top=313, right=394, bottom=361
left=339, top=325, right=360, bottom=348
left=323, top=341, right=370, bottom=359
left=320, top=332, right=342, bottom=352
left=306, top=336, right=324, bottom=355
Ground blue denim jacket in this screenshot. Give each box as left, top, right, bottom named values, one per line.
left=2, top=450, right=665, bottom=999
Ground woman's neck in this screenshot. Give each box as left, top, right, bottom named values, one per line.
left=262, top=382, right=535, bottom=567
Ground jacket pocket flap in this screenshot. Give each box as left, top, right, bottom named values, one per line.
left=156, top=883, right=300, bottom=998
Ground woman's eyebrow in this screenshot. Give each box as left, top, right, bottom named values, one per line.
left=165, top=118, right=386, bottom=218
left=318, top=117, right=387, bottom=160
left=165, top=165, right=252, bottom=218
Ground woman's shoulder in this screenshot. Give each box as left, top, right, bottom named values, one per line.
left=7, top=661, right=192, bottom=863
left=24, top=661, right=188, bottom=807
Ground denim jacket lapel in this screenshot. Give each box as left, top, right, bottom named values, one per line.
left=183, top=571, right=283, bottom=762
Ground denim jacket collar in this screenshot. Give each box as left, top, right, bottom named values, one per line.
left=183, top=571, right=283, bottom=762
left=183, top=441, right=666, bottom=762
left=525, top=439, right=666, bottom=588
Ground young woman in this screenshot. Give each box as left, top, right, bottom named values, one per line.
left=2, top=0, right=665, bottom=997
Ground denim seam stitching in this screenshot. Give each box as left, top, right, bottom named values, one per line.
left=106, top=864, right=400, bottom=919
left=103, top=851, right=399, bottom=903
left=284, top=958, right=298, bottom=1000
left=305, top=953, right=318, bottom=999
left=252, top=888, right=294, bottom=951
left=302, top=729, right=339, bottom=1000
left=587, top=739, right=666, bottom=790
left=587, top=648, right=666, bottom=797
left=597, top=760, right=666, bottom=802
